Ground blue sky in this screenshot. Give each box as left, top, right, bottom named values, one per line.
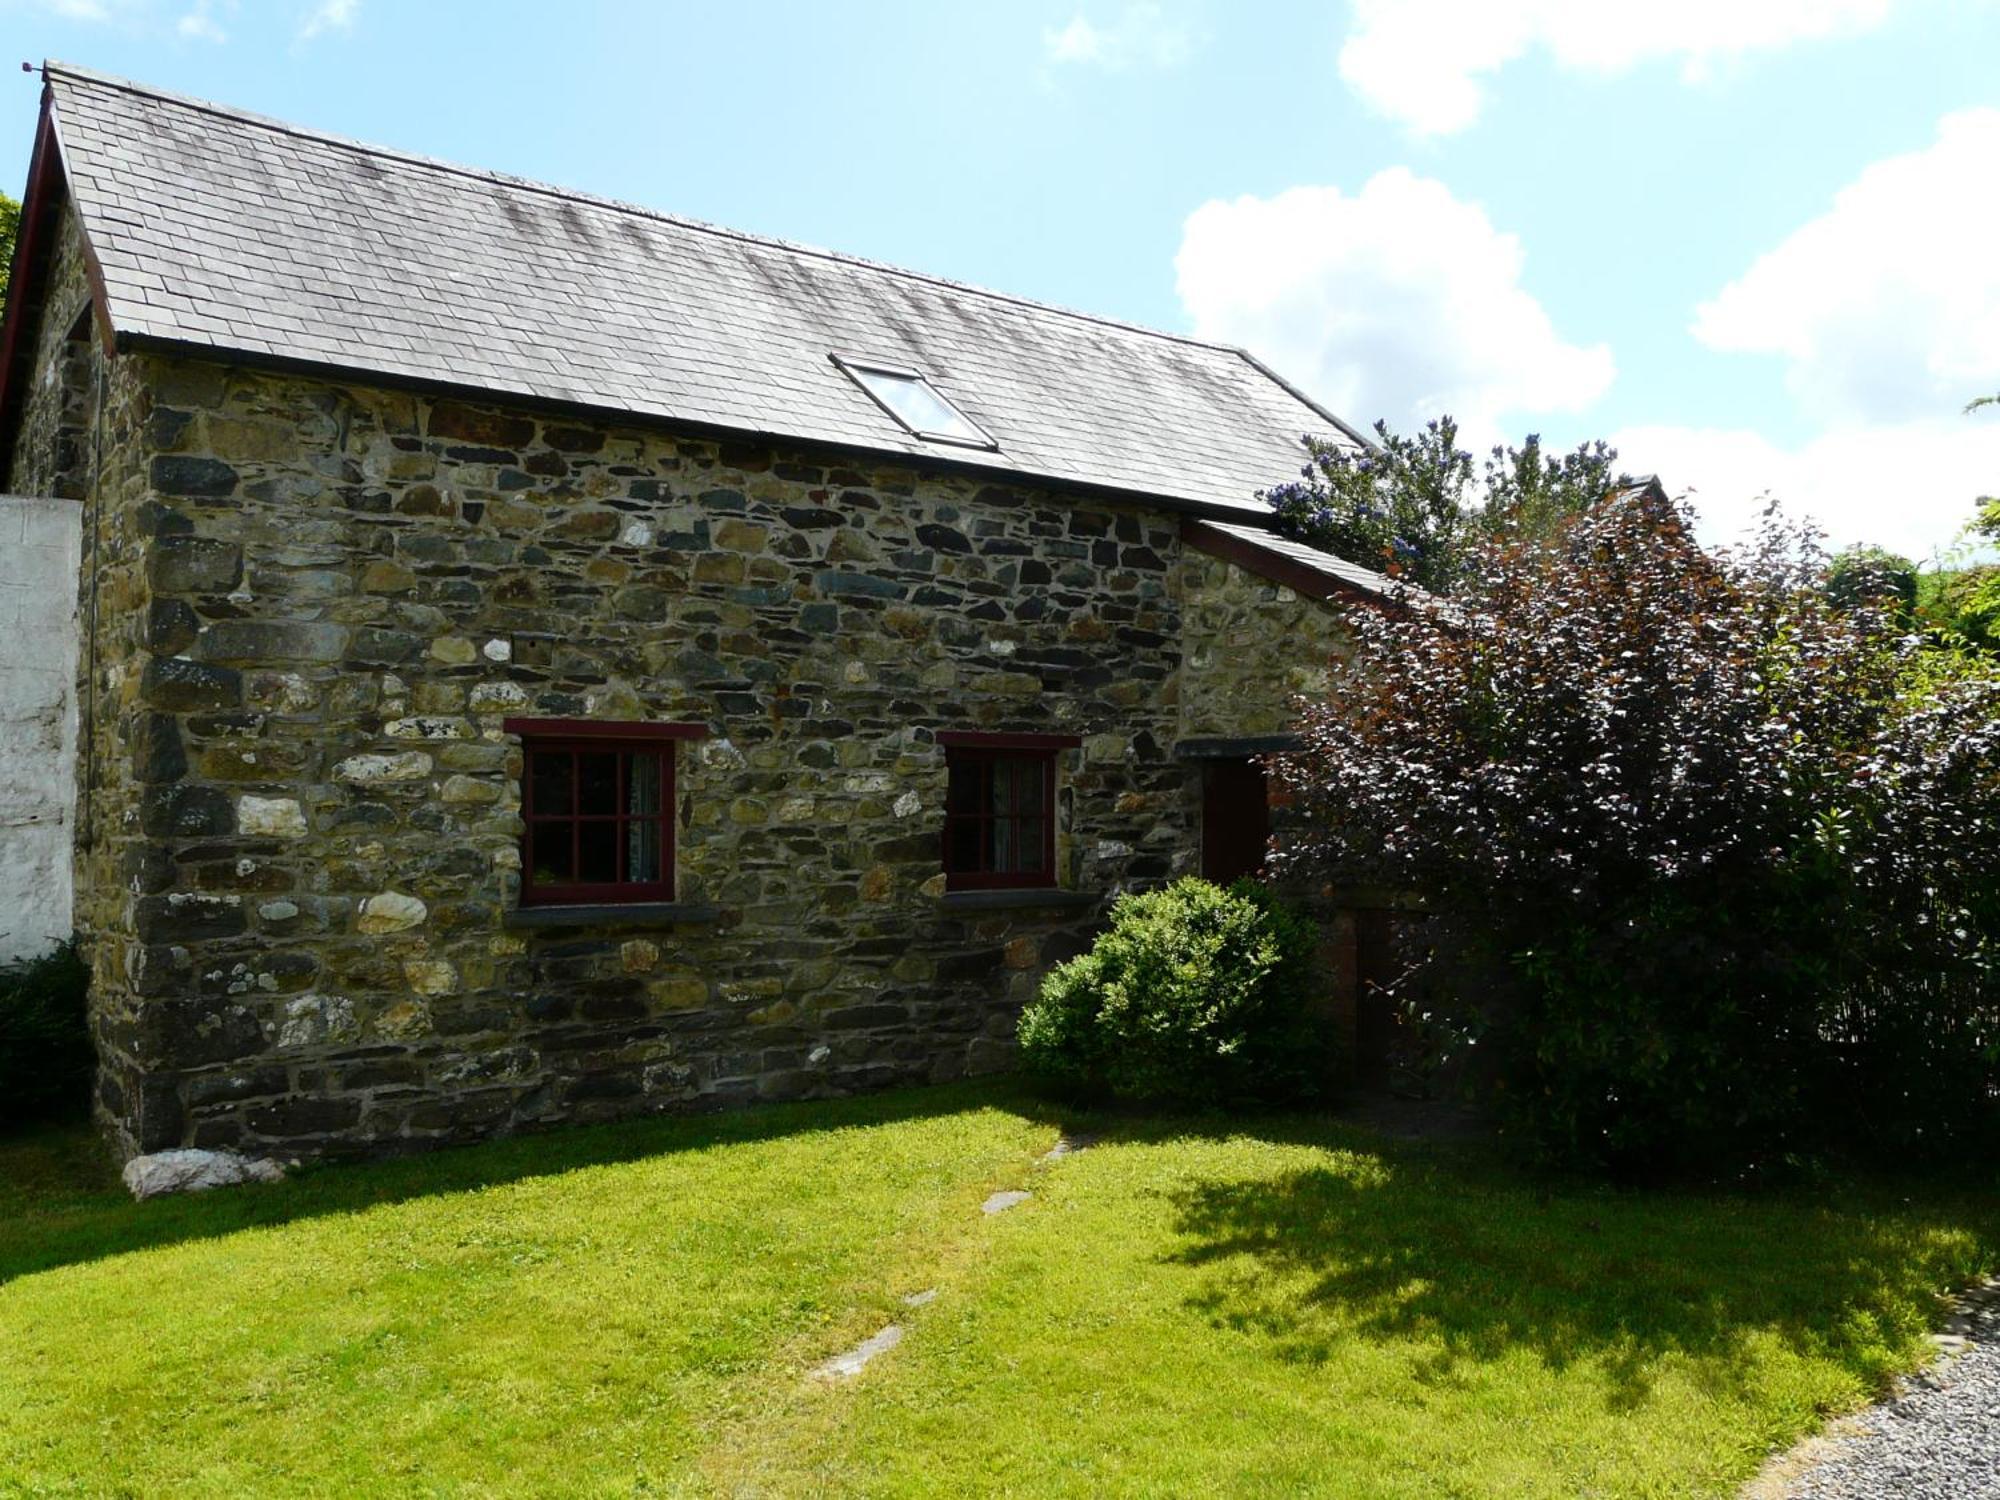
left=2, top=0, right=1995, bottom=556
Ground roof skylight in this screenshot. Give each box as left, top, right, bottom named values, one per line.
left=832, top=355, right=996, bottom=449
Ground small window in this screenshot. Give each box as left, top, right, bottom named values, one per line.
left=832, top=354, right=996, bottom=449
left=504, top=720, right=705, bottom=907
left=939, top=733, right=1077, bottom=890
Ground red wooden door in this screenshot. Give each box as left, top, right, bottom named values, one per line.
left=1201, top=758, right=1269, bottom=885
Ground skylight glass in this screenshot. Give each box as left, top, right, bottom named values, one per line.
left=833, top=356, right=996, bottom=449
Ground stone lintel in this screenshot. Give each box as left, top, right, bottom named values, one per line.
left=1172, top=734, right=1302, bottom=760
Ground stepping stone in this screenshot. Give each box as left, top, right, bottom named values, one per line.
left=982, top=1189, right=1031, bottom=1215
left=1040, top=1132, right=1098, bottom=1162
left=812, top=1323, right=902, bottom=1380
left=902, top=1288, right=938, bottom=1308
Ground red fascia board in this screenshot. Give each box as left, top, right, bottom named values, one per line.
left=502, top=718, right=709, bottom=741
left=936, top=730, right=1083, bottom=751
left=0, top=98, right=62, bottom=486
left=1182, top=518, right=1355, bottom=604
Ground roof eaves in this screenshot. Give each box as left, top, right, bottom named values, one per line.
left=40, top=101, right=122, bottom=360
left=108, top=325, right=1291, bottom=523
left=32, top=60, right=1357, bottom=507
left=1608, top=474, right=1670, bottom=506
left=0, top=85, right=115, bottom=490
left=1182, top=516, right=1405, bottom=609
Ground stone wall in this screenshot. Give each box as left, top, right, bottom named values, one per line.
left=2, top=196, right=99, bottom=958
left=85, top=344, right=1228, bottom=1157
left=5, top=208, right=171, bottom=1143
left=5, top=201, right=1358, bottom=1160
left=69, top=353, right=163, bottom=1149
left=0, top=495, right=83, bottom=964
left=5, top=208, right=97, bottom=503
left=1178, top=548, right=1352, bottom=743
left=1175, top=543, right=1364, bottom=1059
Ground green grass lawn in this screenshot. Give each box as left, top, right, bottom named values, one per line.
left=2, top=1085, right=1994, bottom=1498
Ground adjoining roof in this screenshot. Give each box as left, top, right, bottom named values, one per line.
left=1183, top=517, right=1406, bottom=606
left=1606, top=476, right=1671, bottom=507
left=8, top=62, right=1365, bottom=517
left=1186, top=475, right=1675, bottom=614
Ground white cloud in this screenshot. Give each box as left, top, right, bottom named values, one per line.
left=1043, top=3, right=1196, bottom=70
left=1643, top=109, right=2000, bottom=560
left=1339, top=0, right=1895, bottom=135
left=1611, top=417, right=1997, bottom=560
left=1693, top=109, right=2000, bottom=426
left=7, top=0, right=230, bottom=36
left=296, top=0, right=355, bottom=43
left=1175, top=168, right=1614, bottom=450
left=175, top=0, right=223, bottom=41
left=5, top=0, right=135, bottom=22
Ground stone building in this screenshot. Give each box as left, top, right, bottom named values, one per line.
left=0, top=64, right=1398, bottom=1161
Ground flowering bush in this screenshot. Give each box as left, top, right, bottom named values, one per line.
left=1273, top=488, right=2000, bottom=1176
left=1260, top=417, right=1621, bottom=593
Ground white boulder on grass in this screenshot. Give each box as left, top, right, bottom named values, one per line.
left=122, top=1148, right=287, bottom=1200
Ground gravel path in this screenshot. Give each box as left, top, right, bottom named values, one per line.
left=1761, top=1282, right=2000, bottom=1499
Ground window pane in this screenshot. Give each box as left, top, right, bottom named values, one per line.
left=1015, top=759, right=1045, bottom=815
left=530, top=822, right=573, bottom=884
left=520, top=734, right=678, bottom=901
left=578, top=821, right=618, bottom=883
left=946, top=817, right=982, bottom=874
left=992, top=815, right=1016, bottom=871
left=1016, top=819, right=1045, bottom=871
left=947, top=758, right=984, bottom=815
left=627, top=753, right=661, bottom=815
left=578, top=752, right=619, bottom=815
left=628, top=819, right=662, bottom=883
left=850, top=367, right=989, bottom=445
left=530, top=752, right=572, bottom=817
left=989, top=760, right=1016, bottom=819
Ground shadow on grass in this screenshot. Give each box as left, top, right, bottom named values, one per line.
left=0, top=1078, right=1064, bottom=1287
left=1160, top=1127, right=2000, bottom=1410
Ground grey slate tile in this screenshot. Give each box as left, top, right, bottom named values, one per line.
left=44, top=62, right=1362, bottom=517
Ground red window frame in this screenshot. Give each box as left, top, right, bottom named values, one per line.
left=504, top=720, right=705, bottom=907
left=938, top=732, right=1077, bottom=891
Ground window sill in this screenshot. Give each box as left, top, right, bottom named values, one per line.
left=940, top=888, right=1100, bottom=913
left=504, top=902, right=723, bottom=931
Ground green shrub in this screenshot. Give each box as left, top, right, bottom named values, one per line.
left=1018, top=878, right=1330, bottom=1106
left=1278, top=487, right=2000, bottom=1177
left=0, top=943, right=93, bottom=1130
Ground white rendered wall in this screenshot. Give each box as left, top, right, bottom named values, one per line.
left=0, top=495, right=82, bottom=965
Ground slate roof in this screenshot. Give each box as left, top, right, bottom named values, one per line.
left=23, top=62, right=1363, bottom=518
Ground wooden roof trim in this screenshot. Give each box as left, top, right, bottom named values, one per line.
left=0, top=84, right=117, bottom=490
left=1182, top=517, right=1383, bottom=607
